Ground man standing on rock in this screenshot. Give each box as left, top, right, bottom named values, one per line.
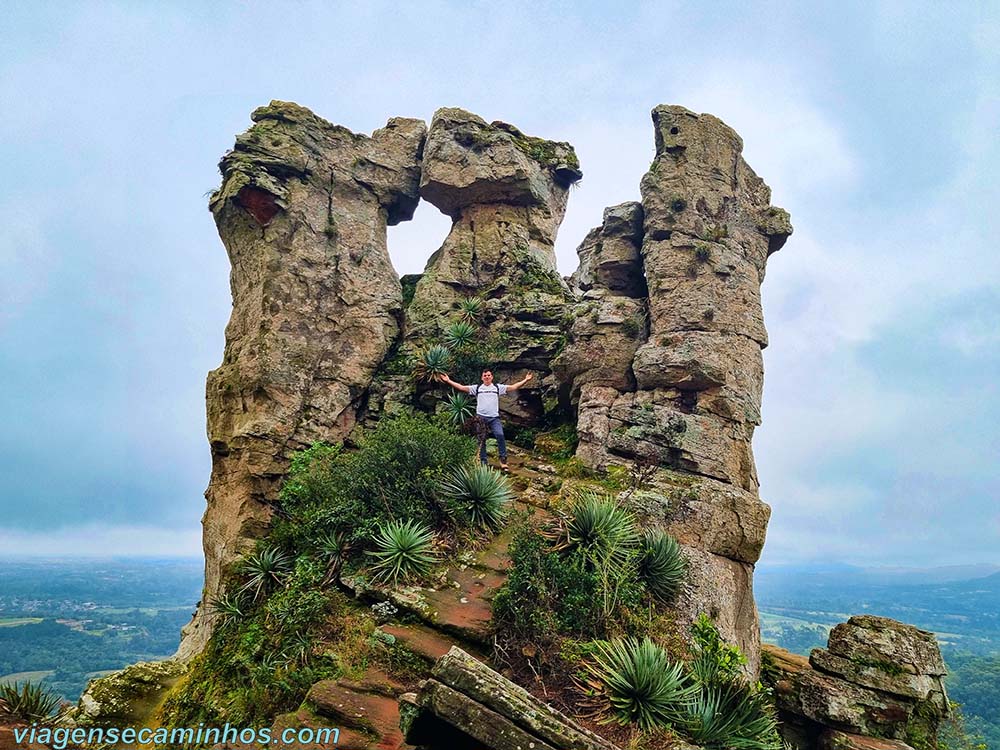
left=437, top=370, right=531, bottom=470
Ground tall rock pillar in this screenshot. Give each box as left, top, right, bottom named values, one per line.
left=178, top=102, right=425, bottom=658
left=557, top=105, right=792, bottom=671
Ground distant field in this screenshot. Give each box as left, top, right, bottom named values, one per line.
left=0, top=670, right=55, bottom=684
left=0, top=617, right=44, bottom=627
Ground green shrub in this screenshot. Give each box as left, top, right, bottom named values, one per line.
left=367, top=519, right=439, bottom=585
left=492, top=523, right=602, bottom=640
left=680, top=616, right=781, bottom=750
left=689, top=614, right=746, bottom=685
left=638, top=530, right=686, bottom=602
left=586, top=637, right=696, bottom=730
left=0, top=681, right=62, bottom=725
left=275, top=414, right=475, bottom=550
left=437, top=463, right=513, bottom=531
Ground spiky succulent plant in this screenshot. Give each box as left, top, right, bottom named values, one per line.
left=444, top=392, right=475, bottom=427
left=683, top=682, right=781, bottom=750
left=638, top=529, right=687, bottom=602
left=563, top=491, right=639, bottom=571
left=209, top=591, right=248, bottom=628
left=414, top=344, right=452, bottom=381
left=238, top=546, right=292, bottom=602
left=0, top=682, right=62, bottom=726
left=438, top=463, right=514, bottom=531
left=586, top=637, right=696, bottom=730
left=458, top=296, right=484, bottom=323
left=444, top=320, right=477, bottom=350
left=367, top=519, right=438, bottom=584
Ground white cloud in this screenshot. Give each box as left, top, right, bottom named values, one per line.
left=0, top=524, right=202, bottom=558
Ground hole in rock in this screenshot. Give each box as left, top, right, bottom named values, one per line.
left=670, top=126, right=680, bottom=135
left=386, top=199, right=453, bottom=278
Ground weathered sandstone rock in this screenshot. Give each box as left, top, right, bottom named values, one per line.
left=178, top=101, right=425, bottom=658
left=399, top=108, right=581, bottom=422
left=764, top=617, right=949, bottom=750
left=555, top=105, right=790, bottom=674
left=403, top=647, right=618, bottom=750
left=71, top=660, right=186, bottom=727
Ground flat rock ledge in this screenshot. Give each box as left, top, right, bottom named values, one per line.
left=401, top=647, right=618, bottom=750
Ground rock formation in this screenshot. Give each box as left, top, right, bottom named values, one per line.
left=179, top=101, right=425, bottom=658
left=554, top=105, right=791, bottom=671
left=375, top=108, right=581, bottom=422
left=764, top=616, right=950, bottom=750
left=401, top=647, right=616, bottom=750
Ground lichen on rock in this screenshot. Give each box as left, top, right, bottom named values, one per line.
left=179, top=101, right=426, bottom=658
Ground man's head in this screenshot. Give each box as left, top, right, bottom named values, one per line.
left=481, top=370, right=494, bottom=384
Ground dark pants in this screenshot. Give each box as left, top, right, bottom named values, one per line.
left=478, top=416, right=507, bottom=464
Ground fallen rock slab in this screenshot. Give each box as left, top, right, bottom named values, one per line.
left=403, top=647, right=617, bottom=750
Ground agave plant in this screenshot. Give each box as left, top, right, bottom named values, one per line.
left=562, top=491, right=639, bottom=571
left=0, top=681, right=62, bottom=725
left=458, top=296, right=484, bottom=323
left=444, top=320, right=477, bottom=350
left=238, top=546, right=292, bottom=602
left=444, top=392, right=475, bottom=427
left=414, top=344, right=452, bottom=382
left=683, top=683, right=781, bottom=750
left=638, top=529, right=687, bottom=602
left=316, top=530, right=348, bottom=585
left=209, top=591, right=248, bottom=628
left=367, top=519, right=439, bottom=584
left=438, top=463, right=514, bottom=531
left=585, top=637, right=696, bottom=730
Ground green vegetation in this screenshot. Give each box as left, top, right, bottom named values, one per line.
left=444, top=320, right=477, bottom=350
left=622, top=315, right=644, bottom=339
left=400, top=274, right=421, bottom=308
left=437, top=463, right=514, bottom=531
left=638, top=530, right=688, bottom=602
left=457, top=295, right=483, bottom=323
left=0, top=681, right=63, bottom=725
left=694, top=243, right=712, bottom=263
left=561, top=491, right=639, bottom=573
left=494, top=494, right=685, bottom=644
left=414, top=344, right=452, bottom=381
left=684, top=683, right=779, bottom=750
left=584, top=619, right=781, bottom=749
left=237, top=547, right=292, bottom=603
left=275, top=413, right=475, bottom=549
left=161, top=413, right=480, bottom=727
left=443, top=391, right=475, bottom=427
left=367, top=519, right=439, bottom=585
left=586, top=637, right=694, bottom=729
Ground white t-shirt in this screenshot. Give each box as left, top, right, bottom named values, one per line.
left=467, top=383, right=508, bottom=417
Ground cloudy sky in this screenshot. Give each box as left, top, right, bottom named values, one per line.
left=1, top=1, right=996, bottom=567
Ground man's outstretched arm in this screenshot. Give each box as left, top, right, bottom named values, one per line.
left=437, top=373, right=470, bottom=392
left=505, top=373, right=533, bottom=392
